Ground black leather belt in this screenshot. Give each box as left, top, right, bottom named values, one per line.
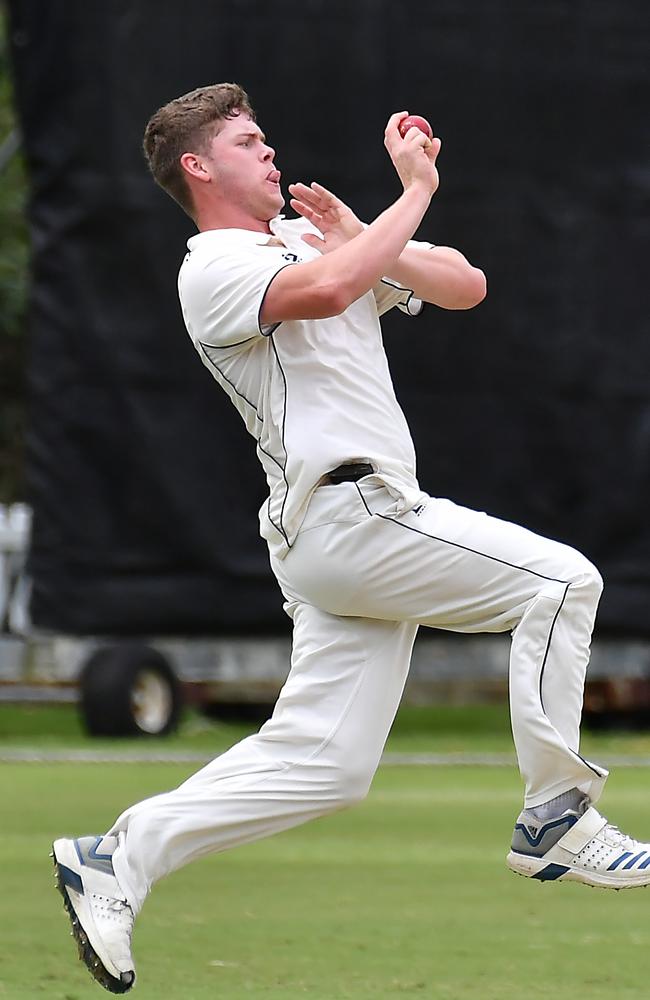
left=323, top=462, right=374, bottom=485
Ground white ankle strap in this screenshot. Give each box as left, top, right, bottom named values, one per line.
left=558, top=806, right=608, bottom=854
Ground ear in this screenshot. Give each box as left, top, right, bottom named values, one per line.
left=180, top=152, right=212, bottom=184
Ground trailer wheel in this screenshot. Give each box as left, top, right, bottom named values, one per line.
left=80, top=644, right=182, bottom=736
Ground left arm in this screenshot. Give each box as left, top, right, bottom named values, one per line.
left=385, top=244, right=487, bottom=311
left=288, top=181, right=486, bottom=311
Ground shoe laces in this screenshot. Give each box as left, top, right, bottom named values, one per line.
left=94, top=894, right=134, bottom=929
left=108, top=898, right=131, bottom=914
left=602, top=822, right=635, bottom=850
left=111, top=899, right=134, bottom=929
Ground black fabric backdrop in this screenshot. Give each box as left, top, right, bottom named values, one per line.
left=8, top=0, right=650, bottom=635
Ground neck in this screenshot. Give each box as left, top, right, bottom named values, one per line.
left=195, top=201, right=272, bottom=235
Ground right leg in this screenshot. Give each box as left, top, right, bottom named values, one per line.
left=53, top=599, right=417, bottom=992
left=87, top=602, right=417, bottom=912
left=109, top=606, right=416, bottom=911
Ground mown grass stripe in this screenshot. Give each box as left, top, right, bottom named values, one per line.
left=2, top=748, right=650, bottom=767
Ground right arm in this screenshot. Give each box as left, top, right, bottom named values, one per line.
left=260, top=114, right=441, bottom=325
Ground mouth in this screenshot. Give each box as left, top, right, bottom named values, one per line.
left=266, top=169, right=281, bottom=185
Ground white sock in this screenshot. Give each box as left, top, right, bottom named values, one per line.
left=531, top=788, right=585, bottom=822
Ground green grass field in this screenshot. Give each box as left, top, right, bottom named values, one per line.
left=5, top=701, right=650, bottom=757
left=2, top=704, right=650, bottom=998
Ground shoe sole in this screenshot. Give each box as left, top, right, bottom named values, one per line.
left=507, top=850, right=650, bottom=889
left=51, top=843, right=135, bottom=994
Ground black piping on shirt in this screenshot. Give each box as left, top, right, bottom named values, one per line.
left=258, top=262, right=294, bottom=337
left=198, top=341, right=262, bottom=421
left=197, top=341, right=289, bottom=544
left=380, top=277, right=423, bottom=317
left=268, top=332, right=291, bottom=547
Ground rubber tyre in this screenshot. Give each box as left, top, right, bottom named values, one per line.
left=79, top=644, right=182, bottom=737
left=199, top=700, right=273, bottom=725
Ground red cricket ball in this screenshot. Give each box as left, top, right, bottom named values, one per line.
left=398, top=114, right=433, bottom=140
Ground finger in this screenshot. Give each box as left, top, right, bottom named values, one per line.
left=289, top=198, right=323, bottom=225
left=418, top=136, right=442, bottom=164
left=384, top=111, right=409, bottom=146
left=290, top=180, right=332, bottom=200
left=293, top=185, right=342, bottom=223
left=309, top=181, right=342, bottom=206
left=288, top=183, right=324, bottom=211
left=309, top=184, right=343, bottom=220
left=403, top=127, right=431, bottom=148
left=289, top=181, right=320, bottom=199
left=427, top=137, right=442, bottom=163
left=301, top=233, right=326, bottom=254
left=385, top=111, right=409, bottom=134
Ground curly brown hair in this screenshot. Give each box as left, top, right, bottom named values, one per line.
left=143, top=82, right=255, bottom=219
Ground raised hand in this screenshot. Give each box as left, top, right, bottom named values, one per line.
left=288, top=181, right=364, bottom=254
left=384, top=112, right=441, bottom=198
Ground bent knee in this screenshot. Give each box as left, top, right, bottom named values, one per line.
left=585, top=561, right=604, bottom=597
left=564, top=551, right=604, bottom=599
left=330, top=759, right=376, bottom=809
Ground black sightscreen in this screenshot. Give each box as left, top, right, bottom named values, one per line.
left=8, top=0, right=650, bottom=634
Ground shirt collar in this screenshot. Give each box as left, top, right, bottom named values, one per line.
left=187, top=216, right=286, bottom=251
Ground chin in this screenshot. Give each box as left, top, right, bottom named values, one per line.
left=256, top=191, right=284, bottom=224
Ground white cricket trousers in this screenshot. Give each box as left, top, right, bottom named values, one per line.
left=109, top=481, right=607, bottom=913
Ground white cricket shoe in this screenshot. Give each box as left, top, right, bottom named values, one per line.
left=507, top=799, right=650, bottom=889
left=52, top=836, right=136, bottom=993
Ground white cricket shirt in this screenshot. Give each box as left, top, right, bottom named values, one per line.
left=178, top=215, right=430, bottom=559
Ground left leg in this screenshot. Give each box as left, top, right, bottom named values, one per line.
left=280, top=483, right=607, bottom=808
left=281, top=482, right=650, bottom=888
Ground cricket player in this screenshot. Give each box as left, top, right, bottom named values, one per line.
left=52, top=83, right=650, bottom=994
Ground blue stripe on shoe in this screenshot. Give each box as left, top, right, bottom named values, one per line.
left=74, top=836, right=114, bottom=869
left=607, top=852, right=633, bottom=870
left=88, top=837, right=114, bottom=862
left=514, top=814, right=578, bottom=848
left=638, top=855, right=650, bottom=869
left=58, top=863, right=84, bottom=895
left=623, top=852, right=647, bottom=870
left=532, top=863, right=570, bottom=881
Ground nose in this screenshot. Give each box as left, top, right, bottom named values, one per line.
left=262, top=143, right=275, bottom=161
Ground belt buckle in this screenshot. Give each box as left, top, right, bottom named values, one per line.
left=326, top=462, right=373, bottom=485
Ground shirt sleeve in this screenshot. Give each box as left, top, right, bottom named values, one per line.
left=372, top=237, right=435, bottom=318
left=179, top=246, right=294, bottom=349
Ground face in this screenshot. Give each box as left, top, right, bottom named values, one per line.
left=203, top=114, right=284, bottom=222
